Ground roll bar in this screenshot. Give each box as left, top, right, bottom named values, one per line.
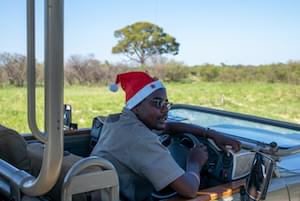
left=27, top=0, right=46, bottom=143
left=22, top=0, right=64, bottom=196
left=62, top=156, right=119, bottom=201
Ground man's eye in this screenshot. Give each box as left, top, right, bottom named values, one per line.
left=150, top=98, right=170, bottom=110
left=157, top=101, right=164, bottom=107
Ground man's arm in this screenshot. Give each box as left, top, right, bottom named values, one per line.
left=164, top=121, right=241, bottom=152
left=170, top=143, right=208, bottom=198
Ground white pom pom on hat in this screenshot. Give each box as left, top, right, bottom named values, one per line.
left=109, top=83, right=119, bottom=92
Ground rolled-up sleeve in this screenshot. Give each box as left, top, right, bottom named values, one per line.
left=129, top=133, right=184, bottom=191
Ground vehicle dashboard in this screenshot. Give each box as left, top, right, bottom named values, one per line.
left=158, top=133, right=255, bottom=189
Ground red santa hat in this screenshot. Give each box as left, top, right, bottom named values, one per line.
left=109, top=71, right=165, bottom=109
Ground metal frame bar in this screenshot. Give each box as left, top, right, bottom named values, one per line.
left=171, top=104, right=300, bottom=156
left=27, top=0, right=46, bottom=143
left=171, top=104, right=300, bottom=131
left=23, top=0, right=64, bottom=196
left=62, top=156, right=119, bottom=201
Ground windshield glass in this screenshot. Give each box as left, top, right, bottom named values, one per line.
left=169, top=108, right=300, bottom=148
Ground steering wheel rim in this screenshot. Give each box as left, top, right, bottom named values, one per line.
left=151, top=133, right=201, bottom=199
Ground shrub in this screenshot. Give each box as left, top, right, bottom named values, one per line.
left=0, top=52, right=26, bottom=87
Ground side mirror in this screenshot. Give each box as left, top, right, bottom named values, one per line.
left=245, top=153, right=275, bottom=201
left=64, top=104, right=72, bottom=129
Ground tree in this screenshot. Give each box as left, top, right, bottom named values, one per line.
left=112, top=21, right=179, bottom=65
left=0, top=52, right=26, bottom=86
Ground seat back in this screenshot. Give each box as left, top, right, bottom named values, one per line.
left=0, top=124, right=30, bottom=172
left=27, top=143, right=90, bottom=201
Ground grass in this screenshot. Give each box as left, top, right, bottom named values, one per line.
left=0, top=81, right=299, bottom=133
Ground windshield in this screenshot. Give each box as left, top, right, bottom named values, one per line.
left=169, top=107, right=300, bottom=148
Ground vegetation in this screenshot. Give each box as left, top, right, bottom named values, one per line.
left=1, top=52, right=299, bottom=87
left=1, top=52, right=299, bottom=133
left=0, top=82, right=299, bottom=133
left=112, top=22, right=179, bottom=65
left=0, top=52, right=27, bottom=86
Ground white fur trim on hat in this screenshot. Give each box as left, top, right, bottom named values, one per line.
left=109, top=83, right=119, bottom=92
left=125, top=80, right=164, bottom=109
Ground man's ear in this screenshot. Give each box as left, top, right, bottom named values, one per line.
left=131, top=106, right=139, bottom=115
left=131, top=100, right=146, bottom=116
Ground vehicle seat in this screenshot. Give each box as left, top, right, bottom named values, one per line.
left=0, top=124, right=110, bottom=201
left=27, top=142, right=101, bottom=201
left=0, top=124, right=30, bottom=172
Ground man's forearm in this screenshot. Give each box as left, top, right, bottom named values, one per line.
left=165, top=121, right=216, bottom=139
left=165, top=122, right=206, bottom=136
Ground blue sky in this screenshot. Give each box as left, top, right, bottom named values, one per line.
left=0, top=0, right=299, bottom=66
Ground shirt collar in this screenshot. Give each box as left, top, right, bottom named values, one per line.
left=122, top=107, right=139, bottom=119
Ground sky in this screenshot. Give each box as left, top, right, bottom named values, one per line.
left=0, top=0, right=300, bottom=66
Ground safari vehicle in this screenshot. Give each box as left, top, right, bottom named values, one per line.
left=1, top=0, right=300, bottom=201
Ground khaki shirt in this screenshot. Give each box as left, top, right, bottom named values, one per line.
left=91, top=109, right=184, bottom=201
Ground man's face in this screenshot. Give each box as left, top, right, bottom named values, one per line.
left=132, top=88, right=170, bottom=130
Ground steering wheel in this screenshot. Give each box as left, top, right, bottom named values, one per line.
left=152, top=132, right=238, bottom=199
left=151, top=133, right=201, bottom=200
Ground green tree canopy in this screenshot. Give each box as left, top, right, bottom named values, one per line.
left=112, top=21, right=179, bottom=65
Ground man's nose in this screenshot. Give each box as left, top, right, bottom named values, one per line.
left=160, top=104, right=169, bottom=113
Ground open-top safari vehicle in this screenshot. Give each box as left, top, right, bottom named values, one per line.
left=1, top=1, right=300, bottom=201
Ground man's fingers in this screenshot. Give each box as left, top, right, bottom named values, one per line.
left=195, top=143, right=207, bottom=150
left=232, top=141, right=241, bottom=152
left=226, top=141, right=241, bottom=152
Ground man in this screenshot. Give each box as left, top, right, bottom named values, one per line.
left=91, top=71, right=240, bottom=201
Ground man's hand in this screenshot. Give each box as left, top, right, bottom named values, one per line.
left=187, top=143, right=208, bottom=167
left=170, top=143, right=208, bottom=198
left=209, top=132, right=241, bottom=152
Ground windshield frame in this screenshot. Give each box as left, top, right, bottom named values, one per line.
left=169, top=104, right=300, bottom=156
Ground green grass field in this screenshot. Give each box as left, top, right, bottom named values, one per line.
left=0, top=81, right=299, bottom=133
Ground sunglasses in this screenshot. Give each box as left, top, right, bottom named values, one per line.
left=150, top=98, right=172, bottom=110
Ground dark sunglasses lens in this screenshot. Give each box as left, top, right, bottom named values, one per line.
left=158, top=100, right=164, bottom=108
left=152, top=99, right=162, bottom=108
left=151, top=99, right=171, bottom=110
left=166, top=103, right=172, bottom=110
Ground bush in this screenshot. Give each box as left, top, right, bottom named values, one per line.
left=0, top=52, right=26, bottom=87
left=188, top=62, right=300, bottom=84
left=1, top=52, right=300, bottom=86
left=148, top=62, right=188, bottom=82
left=191, top=65, right=220, bottom=82
left=0, top=67, right=8, bottom=86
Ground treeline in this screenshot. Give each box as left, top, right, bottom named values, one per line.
left=0, top=52, right=299, bottom=87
